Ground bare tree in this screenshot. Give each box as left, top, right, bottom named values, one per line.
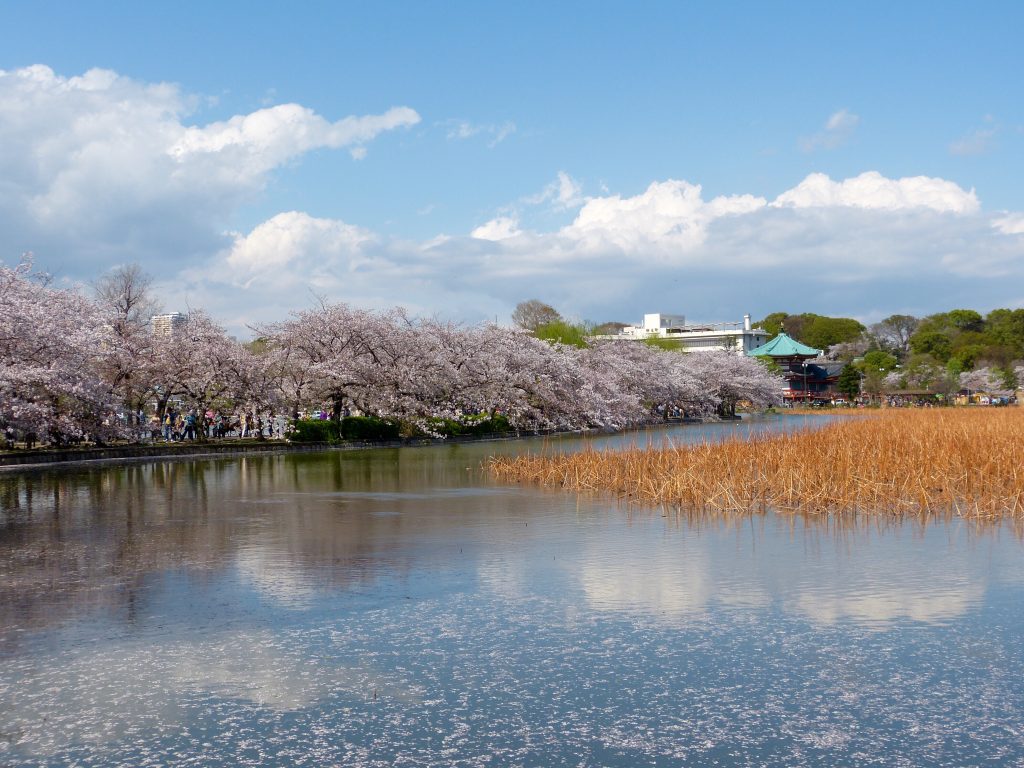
left=870, top=314, right=919, bottom=357
left=92, top=264, right=163, bottom=426
left=93, top=263, right=162, bottom=333
left=511, top=299, right=561, bottom=332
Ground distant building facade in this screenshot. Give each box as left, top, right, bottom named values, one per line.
left=599, top=312, right=768, bottom=354
left=151, top=312, right=186, bottom=337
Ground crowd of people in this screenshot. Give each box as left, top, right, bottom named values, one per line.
left=146, top=409, right=291, bottom=442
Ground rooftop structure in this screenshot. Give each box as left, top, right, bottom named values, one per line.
left=745, top=332, right=820, bottom=359
left=599, top=312, right=768, bottom=354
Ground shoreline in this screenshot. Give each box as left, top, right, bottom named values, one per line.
left=0, top=417, right=718, bottom=472
left=0, top=429, right=576, bottom=472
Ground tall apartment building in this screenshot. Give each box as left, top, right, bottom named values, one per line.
left=150, top=312, right=187, bottom=337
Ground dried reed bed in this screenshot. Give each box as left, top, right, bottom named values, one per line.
left=488, top=409, right=1024, bottom=519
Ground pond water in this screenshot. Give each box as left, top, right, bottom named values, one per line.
left=2, top=416, right=1023, bottom=766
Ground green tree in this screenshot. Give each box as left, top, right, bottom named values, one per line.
left=754, top=312, right=788, bottom=340
left=984, top=308, right=1024, bottom=355
left=534, top=319, right=590, bottom=348
left=837, top=364, right=861, bottom=399
left=909, top=330, right=953, bottom=361
left=800, top=315, right=865, bottom=350
left=861, top=349, right=898, bottom=372
left=946, top=309, right=984, bottom=332
left=768, top=313, right=864, bottom=350
left=946, top=344, right=987, bottom=376
left=642, top=336, right=684, bottom=352
left=591, top=321, right=628, bottom=335
left=781, top=314, right=807, bottom=341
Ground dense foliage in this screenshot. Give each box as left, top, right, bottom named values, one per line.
left=754, top=312, right=866, bottom=350
left=1, top=259, right=785, bottom=445
left=757, top=307, right=1024, bottom=392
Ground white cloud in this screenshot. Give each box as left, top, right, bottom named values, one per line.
left=0, top=64, right=418, bottom=271
left=224, top=211, right=374, bottom=278
left=772, top=171, right=979, bottom=213
left=161, top=169, right=1024, bottom=336
left=564, top=179, right=766, bottom=253
left=168, top=103, right=418, bottom=178
left=524, top=171, right=584, bottom=210
left=799, top=108, right=860, bottom=152
left=993, top=213, right=1024, bottom=235
left=0, top=70, right=1016, bottom=334
left=471, top=215, right=521, bottom=241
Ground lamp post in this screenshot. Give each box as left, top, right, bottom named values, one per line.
left=802, top=360, right=809, bottom=404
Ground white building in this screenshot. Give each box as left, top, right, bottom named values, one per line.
left=601, top=312, right=767, bottom=354
left=150, top=312, right=187, bottom=337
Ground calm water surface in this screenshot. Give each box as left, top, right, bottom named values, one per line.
left=2, top=416, right=1023, bottom=766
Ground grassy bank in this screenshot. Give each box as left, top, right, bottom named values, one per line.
left=488, top=409, right=1024, bottom=518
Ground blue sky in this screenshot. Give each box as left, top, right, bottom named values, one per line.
left=2, top=1, right=1022, bottom=332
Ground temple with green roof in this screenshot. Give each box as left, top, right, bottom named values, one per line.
left=746, top=332, right=820, bottom=360
left=747, top=333, right=844, bottom=404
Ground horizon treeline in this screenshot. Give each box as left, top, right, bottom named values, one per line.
left=751, top=310, right=1024, bottom=394
left=513, top=302, right=1024, bottom=380
left=0, top=261, right=783, bottom=445
left=513, top=300, right=1024, bottom=396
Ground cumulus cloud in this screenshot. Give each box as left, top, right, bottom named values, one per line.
left=471, top=215, right=521, bottom=241
left=158, top=168, right=1024, bottom=335
left=224, top=211, right=375, bottom=279
left=565, top=180, right=765, bottom=253
left=0, top=69, right=1018, bottom=334
left=0, top=64, right=418, bottom=272
left=773, top=171, right=979, bottom=213
left=170, top=211, right=503, bottom=329
left=800, top=108, right=860, bottom=152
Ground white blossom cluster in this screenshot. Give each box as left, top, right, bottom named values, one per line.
left=0, top=256, right=783, bottom=444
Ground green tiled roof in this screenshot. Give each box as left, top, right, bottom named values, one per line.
left=746, top=332, right=821, bottom=358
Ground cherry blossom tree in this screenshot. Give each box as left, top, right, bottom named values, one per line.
left=149, top=311, right=250, bottom=421
left=0, top=255, right=128, bottom=444
left=258, top=301, right=392, bottom=419
left=959, top=367, right=1013, bottom=396
left=259, top=301, right=784, bottom=433
left=683, top=349, right=785, bottom=417
left=1, top=262, right=786, bottom=447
